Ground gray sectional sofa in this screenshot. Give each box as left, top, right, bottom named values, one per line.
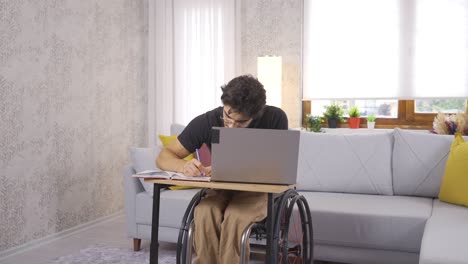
left=123, top=124, right=468, bottom=264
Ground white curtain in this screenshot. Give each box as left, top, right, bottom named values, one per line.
left=303, top=0, right=468, bottom=100
left=149, top=0, right=235, bottom=145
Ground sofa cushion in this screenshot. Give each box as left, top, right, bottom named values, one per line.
left=419, top=200, right=468, bottom=264
left=130, top=146, right=162, bottom=193
left=392, top=129, right=468, bottom=197
left=300, top=192, right=432, bottom=253
left=171, top=123, right=186, bottom=135
left=297, top=131, right=394, bottom=195
left=135, top=188, right=201, bottom=227
left=438, top=133, right=468, bottom=206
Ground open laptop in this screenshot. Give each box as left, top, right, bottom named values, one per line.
left=210, top=127, right=300, bottom=185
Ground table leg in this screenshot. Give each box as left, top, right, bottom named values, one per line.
left=265, top=193, right=275, bottom=264
left=150, top=184, right=161, bottom=264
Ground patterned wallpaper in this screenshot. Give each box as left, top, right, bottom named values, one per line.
left=0, top=0, right=148, bottom=252
left=241, top=0, right=303, bottom=127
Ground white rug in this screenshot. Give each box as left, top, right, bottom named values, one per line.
left=48, top=245, right=266, bottom=264
left=48, top=246, right=173, bottom=264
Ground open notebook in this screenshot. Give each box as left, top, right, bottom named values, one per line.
left=132, top=143, right=212, bottom=182
left=132, top=169, right=211, bottom=182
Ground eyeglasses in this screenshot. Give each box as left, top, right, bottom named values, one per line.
left=220, top=109, right=252, bottom=127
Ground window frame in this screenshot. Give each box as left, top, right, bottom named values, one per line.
left=302, top=99, right=468, bottom=130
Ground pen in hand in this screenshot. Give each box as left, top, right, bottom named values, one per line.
left=195, top=148, right=205, bottom=176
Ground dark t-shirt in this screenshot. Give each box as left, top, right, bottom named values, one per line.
left=178, top=105, right=288, bottom=153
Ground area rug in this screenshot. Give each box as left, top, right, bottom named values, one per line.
left=48, top=245, right=266, bottom=264
left=48, top=246, right=173, bottom=264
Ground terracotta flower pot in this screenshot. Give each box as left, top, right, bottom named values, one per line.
left=348, top=117, right=360, bottom=129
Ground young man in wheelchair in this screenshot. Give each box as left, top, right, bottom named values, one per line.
left=156, top=74, right=288, bottom=264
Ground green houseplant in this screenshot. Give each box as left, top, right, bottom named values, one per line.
left=324, top=104, right=345, bottom=128
left=367, top=114, right=376, bottom=129
left=305, top=115, right=323, bottom=132
left=348, top=106, right=361, bottom=129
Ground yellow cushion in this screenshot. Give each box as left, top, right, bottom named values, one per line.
left=168, top=185, right=199, bottom=190
left=158, top=134, right=194, bottom=161
left=438, top=133, right=468, bottom=206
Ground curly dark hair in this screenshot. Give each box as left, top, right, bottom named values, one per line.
left=220, top=75, right=266, bottom=118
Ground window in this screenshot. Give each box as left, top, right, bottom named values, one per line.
left=310, top=100, right=398, bottom=118
left=303, top=0, right=400, bottom=99
left=302, top=0, right=468, bottom=129
left=303, top=0, right=468, bottom=99
left=412, top=0, right=468, bottom=98
left=415, top=99, right=468, bottom=113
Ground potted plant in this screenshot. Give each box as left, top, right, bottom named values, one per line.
left=305, top=115, right=323, bottom=132
left=348, top=106, right=361, bottom=129
left=324, top=104, right=345, bottom=128
left=367, top=114, right=376, bottom=129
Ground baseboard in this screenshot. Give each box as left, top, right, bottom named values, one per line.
left=0, top=210, right=124, bottom=261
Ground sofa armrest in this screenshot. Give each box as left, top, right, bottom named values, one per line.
left=123, top=164, right=144, bottom=238
left=419, top=200, right=468, bottom=264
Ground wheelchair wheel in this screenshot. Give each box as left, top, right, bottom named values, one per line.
left=176, top=189, right=206, bottom=264
left=274, top=190, right=314, bottom=264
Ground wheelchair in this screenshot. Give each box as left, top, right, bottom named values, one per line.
left=176, top=188, right=314, bottom=264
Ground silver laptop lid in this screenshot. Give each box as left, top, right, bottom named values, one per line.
left=211, top=127, right=300, bottom=185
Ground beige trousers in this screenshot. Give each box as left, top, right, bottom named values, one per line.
left=193, top=190, right=267, bottom=264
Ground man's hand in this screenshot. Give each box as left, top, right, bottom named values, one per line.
left=157, top=138, right=212, bottom=177
left=202, top=166, right=212, bottom=177
left=181, top=159, right=211, bottom=177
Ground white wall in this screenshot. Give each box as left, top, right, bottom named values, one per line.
left=0, top=0, right=148, bottom=252
left=240, top=0, right=303, bottom=127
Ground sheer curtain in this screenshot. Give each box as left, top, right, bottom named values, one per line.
left=303, top=0, right=468, bottom=100
left=149, top=0, right=235, bottom=145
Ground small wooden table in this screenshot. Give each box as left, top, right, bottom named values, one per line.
left=145, top=179, right=295, bottom=264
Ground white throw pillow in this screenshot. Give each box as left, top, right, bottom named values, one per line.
left=130, top=146, right=163, bottom=193
left=296, top=131, right=394, bottom=195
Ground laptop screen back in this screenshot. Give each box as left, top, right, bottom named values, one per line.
left=211, top=127, right=300, bottom=185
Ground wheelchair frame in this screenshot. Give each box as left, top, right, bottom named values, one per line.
left=176, top=188, right=314, bottom=264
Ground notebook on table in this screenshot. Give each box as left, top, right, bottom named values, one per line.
left=132, top=143, right=212, bottom=182
left=133, top=170, right=211, bottom=181
left=210, top=127, right=300, bottom=185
